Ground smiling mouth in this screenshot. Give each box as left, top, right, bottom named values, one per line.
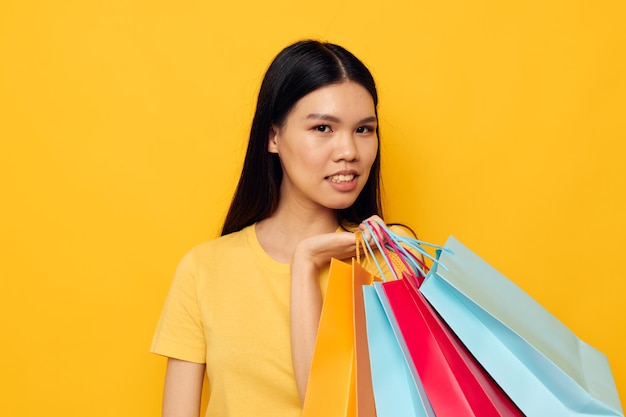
left=327, top=174, right=356, bottom=183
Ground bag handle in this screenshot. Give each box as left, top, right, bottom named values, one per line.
left=359, top=220, right=452, bottom=282
left=371, top=223, right=428, bottom=278
left=359, top=222, right=422, bottom=282
left=355, top=230, right=374, bottom=271
left=357, top=225, right=398, bottom=281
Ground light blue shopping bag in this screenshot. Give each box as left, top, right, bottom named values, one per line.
left=420, top=235, right=623, bottom=417
left=362, top=284, right=435, bottom=417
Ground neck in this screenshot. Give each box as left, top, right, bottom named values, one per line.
left=255, top=201, right=340, bottom=264
left=260, top=204, right=339, bottom=238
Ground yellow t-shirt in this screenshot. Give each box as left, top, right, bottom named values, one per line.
left=151, top=225, right=334, bottom=416
left=151, top=223, right=409, bottom=416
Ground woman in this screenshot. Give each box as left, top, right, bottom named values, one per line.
left=151, top=39, right=388, bottom=417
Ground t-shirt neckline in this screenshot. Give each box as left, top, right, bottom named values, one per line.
left=245, top=224, right=291, bottom=275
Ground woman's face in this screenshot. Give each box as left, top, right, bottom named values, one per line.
left=269, top=81, right=378, bottom=213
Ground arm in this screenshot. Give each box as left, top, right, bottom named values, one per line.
left=289, top=226, right=376, bottom=403
left=290, top=216, right=387, bottom=404
left=162, top=358, right=206, bottom=417
left=290, top=244, right=329, bottom=405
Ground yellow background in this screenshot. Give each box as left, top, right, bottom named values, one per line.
left=1, top=0, right=624, bottom=414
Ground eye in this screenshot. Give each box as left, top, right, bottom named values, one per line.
left=314, top=125, right=332, bottom=133
left=356, top=125, right=375, bottom=134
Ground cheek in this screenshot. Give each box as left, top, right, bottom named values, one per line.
left=281, top=143, right=326, bottom=176
left=362, top=141, right=379, bottom=167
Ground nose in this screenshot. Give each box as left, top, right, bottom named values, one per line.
left=334, top=132, right=359, bottom=162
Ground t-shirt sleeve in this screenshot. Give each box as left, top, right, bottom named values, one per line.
left=150, top=248, right=207, bottom=363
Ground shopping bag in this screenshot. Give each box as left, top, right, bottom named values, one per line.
left=302, top=258, right=377, bottom=417
left=419, top=235, right=624, bottom=417
left=380, top=277, right=524, bottom=416
left=360, top=223, right=523, bottom=416
left=352, top=260, right=380, bottom=416
left=363, top=284, right=435, bottom=417
left=359, top=225, right=436, bottom=417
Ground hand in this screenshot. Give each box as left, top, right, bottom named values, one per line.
left=292, top=215, right=388, bottom=273
left=291, top=231, right=357, bottom=273
left=358, top=214, right=387, bottom=243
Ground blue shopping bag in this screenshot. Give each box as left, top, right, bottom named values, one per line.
left=419, top=235, right=624, bottom=417
left=363, top=284, right=435, bottom=417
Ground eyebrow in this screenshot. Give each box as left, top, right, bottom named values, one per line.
left=306, top=113, right=377, bottom=124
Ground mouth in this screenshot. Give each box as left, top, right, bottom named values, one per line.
left=327, top=174, right=356, bottom=183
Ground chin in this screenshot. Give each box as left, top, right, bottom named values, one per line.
left=319, top=189, right=363, bottom=211
left=325, top=199, right=358, bottom=211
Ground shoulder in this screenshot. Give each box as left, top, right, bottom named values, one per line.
left=189, top=226, right=252, bottom=256
left=178, top=226, right=253, bottom=272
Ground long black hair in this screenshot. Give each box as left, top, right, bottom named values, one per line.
left=221, top=40, right=382, bottom=236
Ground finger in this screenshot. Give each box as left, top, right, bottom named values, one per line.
left=357, top=223, right=380, bottom=255
left=361, top=217, right=386, bottom=246
left=366, top=214, right=384, bottom=224
left=360, top=215, right=385, bottom=234
left=357, top=223, right=374, bottom=246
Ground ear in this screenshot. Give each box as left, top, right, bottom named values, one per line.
left=268, top=126, right=279, bottom=154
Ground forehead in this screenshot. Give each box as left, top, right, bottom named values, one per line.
left=289, top=82, right=376, bottom=119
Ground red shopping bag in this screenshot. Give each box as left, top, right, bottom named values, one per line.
left=381, top=274, right=524, bottom=416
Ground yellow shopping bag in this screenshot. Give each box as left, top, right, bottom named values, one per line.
left=302, top=258, right=378, bottom=417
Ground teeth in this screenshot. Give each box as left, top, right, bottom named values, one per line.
left=329, top=174, right=355, bottom=183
